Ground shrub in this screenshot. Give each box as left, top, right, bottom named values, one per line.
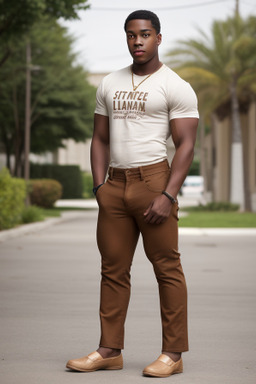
left=0, top=168, right=26, bottom=230
left=188, top=158, right=200, bottom=176
left=21, top=205, right=44, bottom=224
left=30, top=164, right=83, bottom=199
left=30, top=179, right=62, bottom=208
left=82, top=172, right=94, bottom=199
left=185, top=201, right=240, bottom=212
left=206, top=202, right=239, bottom=211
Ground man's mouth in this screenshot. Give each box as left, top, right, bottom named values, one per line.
left=133, top=50, right=145, bottom=56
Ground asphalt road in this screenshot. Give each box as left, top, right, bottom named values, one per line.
left=0, top=210, right=256, bottom=384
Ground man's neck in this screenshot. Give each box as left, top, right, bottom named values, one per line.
left=132, top=57, right=162, bottom=76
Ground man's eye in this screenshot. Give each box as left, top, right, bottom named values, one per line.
left=128, top=35, right=134, bottom=39
left=143, top=34, right=149, bottom=38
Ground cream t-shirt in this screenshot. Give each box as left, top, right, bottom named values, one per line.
left=95, top=64, right=199, bottom=168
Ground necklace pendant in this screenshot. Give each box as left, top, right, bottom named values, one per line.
left=131, top=66, right=155, bottom=92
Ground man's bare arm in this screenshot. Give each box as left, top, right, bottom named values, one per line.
left=165, top=117, right=198, bottom=198
left=144, top=117, right=198, bottom=224
left=90, top=113, right=110, bottom=187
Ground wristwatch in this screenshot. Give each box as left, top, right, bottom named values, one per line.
left=93, top=183, right=104, bottom=196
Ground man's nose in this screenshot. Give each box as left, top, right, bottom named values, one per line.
left=134, top=36, right=143, bottom=46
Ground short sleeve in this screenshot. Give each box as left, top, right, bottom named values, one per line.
left=95, top=79, right=109, bottom=116
left=169, top=81, right=199, bottom=120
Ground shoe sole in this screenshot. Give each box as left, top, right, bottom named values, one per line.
left=143, top=369, right=183, bottom=378
left=66, top=364, right=123, bottom=372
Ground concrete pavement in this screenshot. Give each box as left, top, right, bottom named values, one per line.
left=0, top=210, right=256, bottom=383
left=55, top=195, right=205, bottom=209
left=1, top=198, right=256, bottom=243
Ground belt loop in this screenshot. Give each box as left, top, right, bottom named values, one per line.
left=139, top=166, right=144, bottom=180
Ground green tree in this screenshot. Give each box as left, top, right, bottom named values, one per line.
left=168, top=15, right=256, bottom=211
left=0, top=17, right=96, bottom=175
left=0, top=0, right=89, bottom=66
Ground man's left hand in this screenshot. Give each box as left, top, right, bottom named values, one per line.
left=143, top=194, right=173, bottom=225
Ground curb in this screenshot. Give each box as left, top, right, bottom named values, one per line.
left=179, top=227, right=256, bottom=236
left=1, top=210, right=256, bottom=243
left=0, top=211, right=89, bottom=243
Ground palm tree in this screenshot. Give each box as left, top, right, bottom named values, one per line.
left=167, top=15, right=256, bottom=211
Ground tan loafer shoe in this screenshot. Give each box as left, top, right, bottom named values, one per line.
left=143, top=354, right=183, bottom=378
left=66, top=351, right=123, bottom=372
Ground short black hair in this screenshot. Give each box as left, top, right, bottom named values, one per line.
left=124, top=10, right=161, bottom=34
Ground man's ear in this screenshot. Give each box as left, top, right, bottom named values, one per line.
left=157, top=33, right=162, bottom=46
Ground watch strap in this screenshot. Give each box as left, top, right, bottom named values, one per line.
left=93, top=183, right=104, bottom=196
left=162, top=191, right=177, bottom=204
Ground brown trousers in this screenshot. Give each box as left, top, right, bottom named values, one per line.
left=96, top=160, right=188, bottom=353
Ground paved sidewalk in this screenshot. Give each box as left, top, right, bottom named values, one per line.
left=0, top=211, right=88, bottom=243
left=55, top=196, right=204, bottom=209
left=1, top=197, right=256, bottom=243
left=0, top=210, right=256, bottom=383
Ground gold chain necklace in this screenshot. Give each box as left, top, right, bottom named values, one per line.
left=131, top=70, right=153, bottom=91
left=131, top=64, right=163, bottom=91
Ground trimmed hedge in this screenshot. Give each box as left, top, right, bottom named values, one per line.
left=30, top=164, right=83, bottom=199
left=30, top=179, right=62, bottom=208
left=188, top=159, right=200, bottom=176
left=21, top=205, right=44, bottom=223
left=82, top=172, right=94, bottom=199
left=0, top=168, right=26, bottom=230
left=185, top=201, right=240, bottom=212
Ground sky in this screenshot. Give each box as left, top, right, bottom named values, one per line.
left=60, top=0, right=256, bottom=73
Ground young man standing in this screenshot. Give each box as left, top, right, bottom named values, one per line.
left=66, top=10, right=199, bottom=377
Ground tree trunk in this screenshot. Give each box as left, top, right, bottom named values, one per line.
left=199, top=116, right=207, bottom=202
left=15, top=141, right=24, bottom=177
left=5, top=144, right=11, bottom=171
left=0, top=48, right=11, bottom=68
left=0, top=129, right=12, bottom=172
left=13, top=82, right=21, bottom=176
left=243, top=128, right=252, bottom=211
left=229, top=78, right=246, bottom=211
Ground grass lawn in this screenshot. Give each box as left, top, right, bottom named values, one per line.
left=42, top=208, right=62, bottom=217
left=42, top=207, right=256, bottom=228
left=42, top=207, right=90, bottom=218
left=179, top=211, right=256, bottom=228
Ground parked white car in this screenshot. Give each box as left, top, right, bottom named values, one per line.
left=180, top=176, right=204, bottom=197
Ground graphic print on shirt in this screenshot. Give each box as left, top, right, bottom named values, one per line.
left=112, top=90, right=148, bottom=120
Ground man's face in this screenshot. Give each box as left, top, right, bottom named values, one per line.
left=125, top=19, right=162, bottom=64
